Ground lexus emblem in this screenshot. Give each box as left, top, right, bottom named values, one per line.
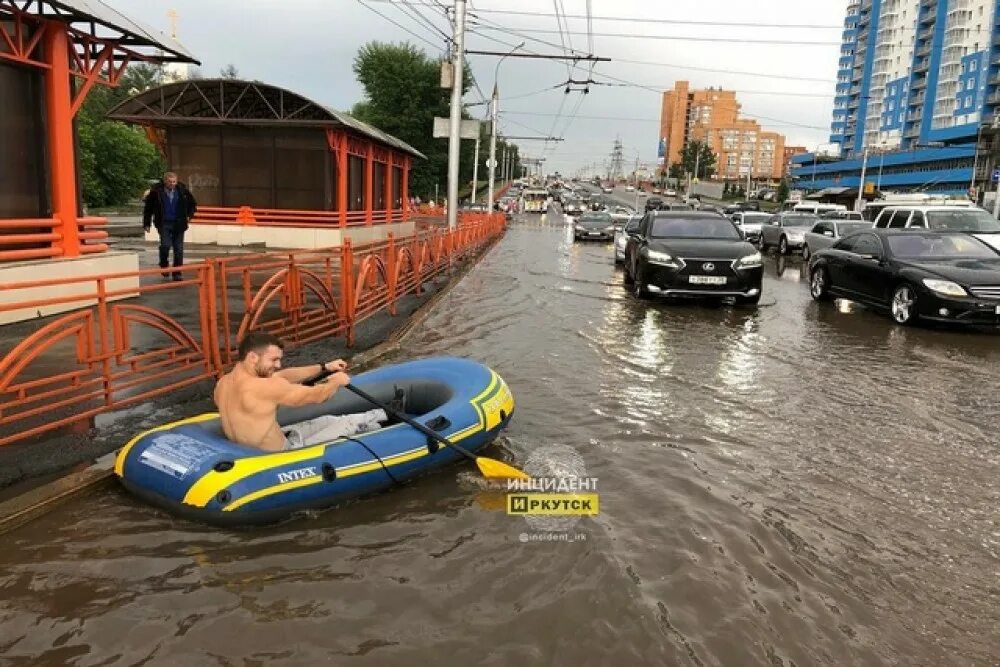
left=702, top=262, right=715, bottom=272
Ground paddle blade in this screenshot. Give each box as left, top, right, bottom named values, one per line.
left=476, top=456, right=531, bottom=480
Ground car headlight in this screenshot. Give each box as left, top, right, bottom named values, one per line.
left=736, top=252, right=762, bottom=268
left=616, top=236, right=626, bottom=248
left=922, top=278, right=967, bottom=297
left=785, top=230, right=805, bottom=238
left=645, top=249, right=679, bottom=267
left=604, top=226, right=614, bottom=233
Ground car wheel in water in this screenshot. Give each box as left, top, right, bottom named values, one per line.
left=632, top=265, right=650, bottom=299
left=810, top=267, right=831, bottom=301
left=779, top=236, right=788, bottom=255
left=623, top=260, right=634, bottom=285
left=891, top=283, right=918, bottom=325
left=736, top=291, right=762, bottom=306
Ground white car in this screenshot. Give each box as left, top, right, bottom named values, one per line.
left=603, top=186, right=614, bottom=194
left=614, top=215, right=641, bottom=264
left=625, top=185, right=635, bottom=192
left=664, top=189, right=677, bottom=197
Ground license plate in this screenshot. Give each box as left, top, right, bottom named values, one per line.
left=689, top=275, right=727, bottom=285
left=588, top=232, right=602, bottom=236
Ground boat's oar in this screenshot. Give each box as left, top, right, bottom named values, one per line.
left=302, top=368, right=529, bottom=481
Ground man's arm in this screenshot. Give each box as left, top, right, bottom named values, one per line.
left=142, top=188, right=156, bottom=230
left=275, top=359, right=347, bottom=384
left=261, top=372, right=349, bottom=407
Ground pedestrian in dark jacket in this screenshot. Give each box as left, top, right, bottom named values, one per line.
left=143, top=172, right=197, bottom=281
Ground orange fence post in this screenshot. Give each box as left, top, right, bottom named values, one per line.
left=340, top=239, right=356, bottom=346
left=44, top=22, right=80, bottom=258
left=386, top=232, right=397, bottom=316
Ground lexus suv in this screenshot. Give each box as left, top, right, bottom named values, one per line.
left=623, top=211, right=763, bottom=304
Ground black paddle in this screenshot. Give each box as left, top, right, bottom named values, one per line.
left=302, top=367, right=528, bottom=480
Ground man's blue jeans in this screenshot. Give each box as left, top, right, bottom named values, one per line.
left=158, top=221, right=184, bottom=275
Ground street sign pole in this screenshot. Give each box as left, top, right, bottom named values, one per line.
left=445, top=0, right=467, bottom=230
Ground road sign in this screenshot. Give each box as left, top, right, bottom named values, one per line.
left=486, top=159, right=497, bottom=168
left=433, top=117, right=480, bottom=140
left=992, top=168, right=1000, bottom=182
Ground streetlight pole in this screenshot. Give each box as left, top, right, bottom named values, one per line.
left=488, top=41, right=525, bottom=213
left=445, top=0, right=468, bottom=230
left=856, top=144, right=869, bottom=212
left=471, top=133, right=480, bottom=203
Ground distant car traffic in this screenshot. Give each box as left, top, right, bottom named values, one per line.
left=759, top=212, right=819, bottom=255
left=625, top=185, right=635, bottom=192
left=809, top=230, right=1000, bottom=326
left=573, top=212, right=615, bottom=241
left=664, top=189, right=677, bottom=197
left=623, top=211, right=763, bottom=304
left=645, top=197, right=664, bottom=212
left=802, top=219, right=871, bottom=260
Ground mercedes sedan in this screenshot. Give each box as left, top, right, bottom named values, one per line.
left=808, top=230, right=1000, bottom=326
left=623, top=211, right=763, bottom=304
left=573, top=212, right=615, bottom=241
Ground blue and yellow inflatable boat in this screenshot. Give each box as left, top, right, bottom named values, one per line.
left=115, top=357, right=514, bottom=525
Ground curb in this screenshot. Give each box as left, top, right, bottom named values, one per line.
left=0, top=234, right=503, bottom=534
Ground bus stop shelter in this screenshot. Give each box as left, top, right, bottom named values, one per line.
left=108, top=79, right=426, bottom=249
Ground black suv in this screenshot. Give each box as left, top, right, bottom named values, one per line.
left=645, top=196, right=664, bottom=212
left=623, top=211, right=763, bottom=304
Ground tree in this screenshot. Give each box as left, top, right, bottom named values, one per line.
left=722, top=181, right=731, bottom=197
left=777, top=179, right=790, bottom=203
left=77, top=64, right=166, bottom=208
left=677, top=140, right=717, bottom=179
left=220, top=64, right=240, bottom=79
left=668, top=163, right=685, bottom=180
left=351, top=41, right=479, bottom=201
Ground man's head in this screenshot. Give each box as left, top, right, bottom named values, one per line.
left=237, top=332, right=285, bottom=377
left=163, top=172, right=178, bottom=190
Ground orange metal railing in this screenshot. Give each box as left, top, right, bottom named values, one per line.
left=0, top=214, right=506, bottom=447
left=0, top=216, right=108, bottom=261
left=190, top=205, right=409, bottom=229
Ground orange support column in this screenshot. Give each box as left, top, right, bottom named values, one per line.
left=44, top=23, right=81, bottom=258
left=365, top=141, right=374, bottom=225
left=337, top=133, right=348, bottom=228
left=385, top=154, right=393, bottom=223
left=402, top=157, right=410, bottom=220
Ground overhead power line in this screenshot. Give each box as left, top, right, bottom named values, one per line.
left=378, top=2, right=842, bottom=29
left=610, top=57, right=836, bottom=84
left=501, top=110, right=828, bottom=131
left=473, top=26, right=842, bottom=46
left=357, top=0, right=446, bottom=52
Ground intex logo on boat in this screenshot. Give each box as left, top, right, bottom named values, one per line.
left=276, top=467, right=318, bottom=484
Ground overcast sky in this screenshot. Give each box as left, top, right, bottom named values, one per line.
left=113, top=0, right=847, bottom=176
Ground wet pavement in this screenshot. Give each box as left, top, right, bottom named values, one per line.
left=2, top=211, right=1000, bottom=665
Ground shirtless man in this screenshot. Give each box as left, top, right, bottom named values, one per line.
left=214, top=332, right=388, bottom=452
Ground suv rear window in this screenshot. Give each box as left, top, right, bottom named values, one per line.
left=887, top=209, right=910, bottom=228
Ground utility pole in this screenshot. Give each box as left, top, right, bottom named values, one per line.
left=445, top=0, right=468, bottom=230
left=633, top=155, right=640, bottom=211
left=856, top=144, right=869, bottom=213
left=487, top=86, right=498, bottom=210
left=471, top=133, right=480, bottom=204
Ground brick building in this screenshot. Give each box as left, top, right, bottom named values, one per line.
left=660, top=81, right=789, bottom=181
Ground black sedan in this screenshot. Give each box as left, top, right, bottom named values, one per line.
left=645, top=197, right=664, bottom=212
left=623, top=211, right=763, bottom=304
left=573, top=212, right=615, bottom=241
left=808, top=229, right=1000, bottom=326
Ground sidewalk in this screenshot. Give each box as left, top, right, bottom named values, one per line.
left=0, top=231, right=500, bottom=492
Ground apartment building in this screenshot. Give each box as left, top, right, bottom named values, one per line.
left=660, top=81, right=789, bottom=180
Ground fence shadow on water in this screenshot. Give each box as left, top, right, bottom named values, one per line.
left=0, top=215, right=506, bottom=448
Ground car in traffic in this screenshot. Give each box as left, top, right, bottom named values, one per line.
left=664, top=189, right=677, bottom=197
left=625, top=185, right=635, bottom=192
left=645, top=196, right=664, bottom=212
left=802, top=219, right=872, bottom=260
left=614, top=214, right=641, bottom=264
left=563, top=198, right=586, bottom=219
left=872, top=205, right=1000, bottom=251
left=759, top=212, right=819, bottom=255
left=729, top=211, right=772, bottom=244
left=609, top=205, right=636, bottom=227
left=809, top=230, right=1000, bottom=326
left=623, top=211, right=763, bottom=304
left=573, top=212, right=615, bottom=241
left=820, top=210, right=864, bottom=221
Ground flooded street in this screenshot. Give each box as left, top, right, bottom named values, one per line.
left=3, top=214, right=1000, bottom=665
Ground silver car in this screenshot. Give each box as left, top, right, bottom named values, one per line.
left=759, top=213, right=819, bottom=255
left=802, top=219, right=872, bottom=260
left=729, top=211, right=772, bottom=244
left=614, top=214, right=641, bottom=263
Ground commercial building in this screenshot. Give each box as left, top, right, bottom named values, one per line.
left=792, top=0, right=999, bottom=198
left=659, top=81, right=789, bottom=181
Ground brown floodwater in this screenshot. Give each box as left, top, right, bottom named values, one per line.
left=2, top=213, right=1000, bottom=666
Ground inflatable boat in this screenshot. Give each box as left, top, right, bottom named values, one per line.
left=114, top=357, right=514, bottom=525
